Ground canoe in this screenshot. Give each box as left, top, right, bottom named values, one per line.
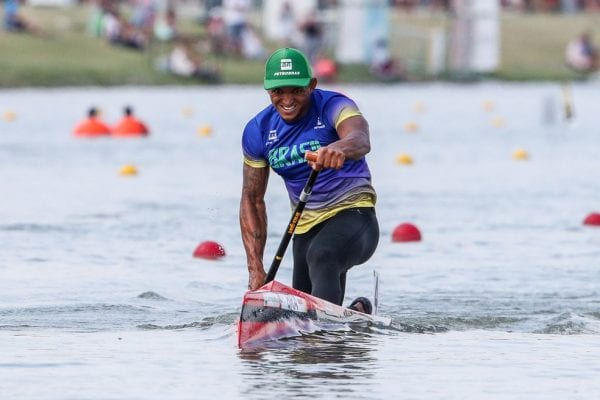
left=237, top=280, right=392, bottom=348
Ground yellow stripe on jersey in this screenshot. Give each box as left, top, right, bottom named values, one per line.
left=334, top=108, right=362, bottom=130
left=295, top=192, right=375, bottom=234
left=244, top=156, right=267, bottom=168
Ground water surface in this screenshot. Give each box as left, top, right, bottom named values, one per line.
left=1, top=83, right=599, bottom=399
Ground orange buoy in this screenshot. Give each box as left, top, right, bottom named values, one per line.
left=73, top=119, right=111, bottom=137
left=73, top=107, right=111, bottom=137
left=403, top=122, right=419, bottom=133
left=3, top=111, right=17, bottom=121
left=413, top=101, right=426, bottom=113
left=181, top=107, right=194, bottom=118
left=583, top=212, right=600, bottom=226
left=193, top=241, right=226, bottom=260
left=392, top=223, right=422, bottom=242
left=482, top=100, right=495, bottom=112
left=112, top=117, right=149, bottom=137
left=112, top=106, right=149, bottom=137
left=491, top=116, right=505, bottom=128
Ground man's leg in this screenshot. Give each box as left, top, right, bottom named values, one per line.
left=303, top=208, right=379, bottom=305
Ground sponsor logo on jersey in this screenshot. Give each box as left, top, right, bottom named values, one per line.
left=266, top=129, right=278, bottom=144
left=314, top=116, right=325, bottom=130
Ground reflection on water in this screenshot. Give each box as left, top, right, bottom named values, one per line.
left=239, top=331, right=378, bottom=396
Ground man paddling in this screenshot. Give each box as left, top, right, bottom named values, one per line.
left=239, top=47, right=378, bottom=314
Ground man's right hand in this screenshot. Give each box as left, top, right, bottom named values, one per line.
left=248, top=268, right=267, bottom=291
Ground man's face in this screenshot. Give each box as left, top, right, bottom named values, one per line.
left=267, top=79, right=317, bottom=123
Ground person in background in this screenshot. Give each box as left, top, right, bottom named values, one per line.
left=112, top=106, right=149, bottom=137
left=298, top=11, right=324, bottom=64
left=565, top=31, right=598, bottom=73
left=279, top=1, right=295, bottom=46
left=102, top=8, right=148, bottom=50
left=370, top=38, right=406, bottom=81
left=241, top=23, right=265, bottom=59
left=167, top=38, right=221, bottom=82
left=240, top=48, right=379, bottom=314
left=129, top=0, right=156, bottom=39
left=222, top=0, right=250, bottom=56
left=153, top=7, right=177, bottom=42
left=205, top=6, right=227, bottom=55
left=3, top=0, right=43, bottom=36
left=73, top=107, right=111, bottom=137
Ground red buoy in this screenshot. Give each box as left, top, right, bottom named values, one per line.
left=73, top=107, right=111, bottom=137
left=583, top=212, right=600, bottom=226
left=112, top=116, right=149, bottom=137
left=392, top=223, right=422, bottom=242
left=73, top=118, right=111, bottom=137
left=193, top=241, right=226, bottom=259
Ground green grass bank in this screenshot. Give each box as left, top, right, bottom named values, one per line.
left=0, top=6, right=598, bottom=87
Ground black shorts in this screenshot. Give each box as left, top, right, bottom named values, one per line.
left=292, top=207, right=379, bottom=305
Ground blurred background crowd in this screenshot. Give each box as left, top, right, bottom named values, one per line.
left=2, top=0, right=599, bottom=85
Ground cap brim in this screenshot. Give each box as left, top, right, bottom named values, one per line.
left=264, top=77, right=312, bottom=90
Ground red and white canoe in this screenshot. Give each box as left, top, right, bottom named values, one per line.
left=237, top=280, right=392, bottom=348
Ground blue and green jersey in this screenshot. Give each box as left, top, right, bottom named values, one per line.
left=242, top=89, right=376, bottom=233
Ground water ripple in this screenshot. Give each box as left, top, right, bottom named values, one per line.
left=137, top=313, right=237, bottom=330
left=535, top=312, right=600, bottom=335
left=0, top=223, right=66, bottom=232
left=137, top=291, right=169, bottom=300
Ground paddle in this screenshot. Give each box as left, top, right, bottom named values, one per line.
left=264, top=150, right=319, bottom=284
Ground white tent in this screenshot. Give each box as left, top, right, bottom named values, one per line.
left=450, top=0, right=500, bottom=73
left=335, top=0, right=389, bottom=64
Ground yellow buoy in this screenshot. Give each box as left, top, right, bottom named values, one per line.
left=403, top=122, right=419, bottom=133
left=197, top=124, right=213, bottom=137
left=3, top=111, right=17, bottom=122
left=413, top=101, right=426, bottom=113
left=483, top=100, right=495, bottom=112
left=512, top=149, right=529, bottom=161
left=181, top=107, right=194, bottom=118
left=119, top=164, right=138, bottom=176
left=396, top=153, right=414, bottom=165
left=491, top=116, right=505, bottom=128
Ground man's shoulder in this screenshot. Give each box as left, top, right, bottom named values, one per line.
left=313, top=88, right=347, bottom=99
left=248, top=104, right=276, bottom=126
left=313, top=88, right=353, bottom=107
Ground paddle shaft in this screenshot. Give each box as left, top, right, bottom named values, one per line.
left=264, top=151, right=319, bottom=284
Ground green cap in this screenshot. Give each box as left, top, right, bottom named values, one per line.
left=264, top=48, right=313, bottom=90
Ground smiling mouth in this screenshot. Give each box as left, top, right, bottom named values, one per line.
left=280, top=104, right=296, bottom=113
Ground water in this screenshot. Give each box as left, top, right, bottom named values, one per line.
left=1, top=83, right=600, bottom=399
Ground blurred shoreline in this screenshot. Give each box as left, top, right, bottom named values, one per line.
left=0, top=4, right=598, bottom=87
